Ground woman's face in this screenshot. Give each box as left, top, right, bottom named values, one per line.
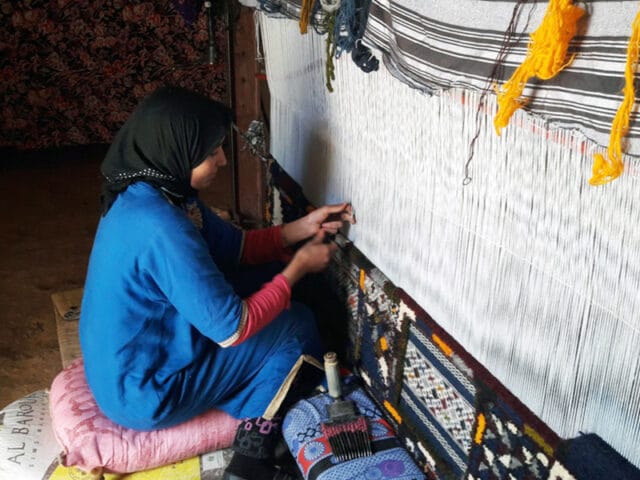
left=190, top=146, right=227, bottom=190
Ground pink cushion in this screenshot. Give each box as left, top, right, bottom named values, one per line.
left=49, top=358, right=240, bottom=474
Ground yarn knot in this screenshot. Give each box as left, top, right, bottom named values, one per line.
left=494, top=0, right=585, bottom=135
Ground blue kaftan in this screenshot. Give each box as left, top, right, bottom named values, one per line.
left=79, top=182, right=322, bottom=430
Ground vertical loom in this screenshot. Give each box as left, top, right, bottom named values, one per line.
left=257, top=11, right=640, bottom=470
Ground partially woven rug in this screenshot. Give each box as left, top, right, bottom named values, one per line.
left=266, top=158, right=640, bottom=480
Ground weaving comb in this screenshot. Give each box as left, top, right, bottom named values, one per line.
left=320, top=352, right=372, bottom=462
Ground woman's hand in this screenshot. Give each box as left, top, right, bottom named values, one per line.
left=281, top=232, right=338, bottom=286
left=281, top=202, right=355, bottom=247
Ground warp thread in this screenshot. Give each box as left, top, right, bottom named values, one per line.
left=494, top=0, right=585, bottom=136
left=464, top=0, right=532, bottom=184
left=589, top=9, right=640, bottom=186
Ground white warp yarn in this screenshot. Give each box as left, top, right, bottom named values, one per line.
left=260, top=13, right=640, bottom=467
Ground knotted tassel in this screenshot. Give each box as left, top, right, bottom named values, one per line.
left=589, top=10, right=640, bottom=186
left=299, top=0, right=315, bottom=34
left=325, top=12, right=337, bottom=92
left=319, top=0, right=341, bottom=92
left=494, top=0, right=585, bottom=135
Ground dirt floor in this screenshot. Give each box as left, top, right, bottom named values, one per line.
left=0, top=145, right=233, bottom=409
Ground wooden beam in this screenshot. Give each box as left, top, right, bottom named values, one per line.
left=230, top=5, right=265, bottom=227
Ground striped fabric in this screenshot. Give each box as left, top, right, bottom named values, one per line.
left=363, top=0, right=640, bottom=155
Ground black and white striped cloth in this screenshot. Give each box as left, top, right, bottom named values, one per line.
left=363, top=0, right=640, bottom=155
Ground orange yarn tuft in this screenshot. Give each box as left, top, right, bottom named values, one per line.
left=589, top=10, right=640, bottom=186
left=494, top=0, right=585, bottom=135
left=432, top=333, right=453, bottom=357
left=383, top=400, right=402, bottom=424
left=299, top=0, right=315, bottom=34
left=474, top=414, right=486, bottom=444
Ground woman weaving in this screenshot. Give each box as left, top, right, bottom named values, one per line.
left=79, top=86, right=354, bottom=476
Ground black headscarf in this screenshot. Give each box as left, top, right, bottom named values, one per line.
left=100, top=86, right=233, bottom=215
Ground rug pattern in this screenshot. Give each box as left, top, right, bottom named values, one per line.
left=266, top=158, right=640, bottom=479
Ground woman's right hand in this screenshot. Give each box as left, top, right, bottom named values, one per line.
left=281, top=232, right=337, bottom=286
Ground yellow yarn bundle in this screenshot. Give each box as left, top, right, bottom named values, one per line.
left=494, top=0, right=584, bottom=135
left=590, top=10, right=640, bottom=186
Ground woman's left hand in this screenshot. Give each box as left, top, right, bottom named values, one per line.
left=282, top=202, right=356, bottom=247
